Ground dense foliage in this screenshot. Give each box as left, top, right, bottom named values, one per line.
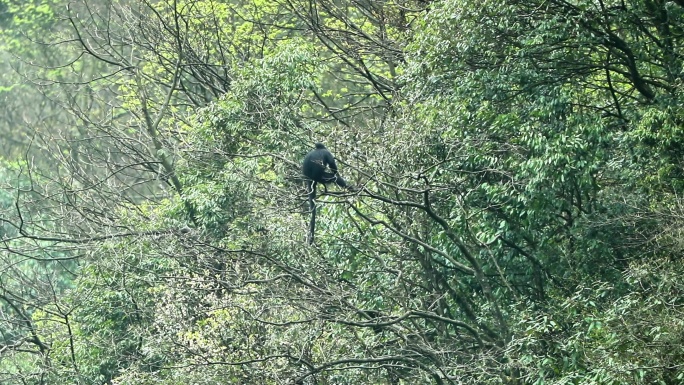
left=1, top=0, right=683, bottom=384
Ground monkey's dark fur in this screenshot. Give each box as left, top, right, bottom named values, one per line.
left=302, top=143, right=348, bottom=244
left=302, top=143, right=347, bottom=191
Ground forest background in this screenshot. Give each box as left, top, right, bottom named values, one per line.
left=1, top=0, right=683, bottom=384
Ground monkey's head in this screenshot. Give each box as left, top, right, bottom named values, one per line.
left=314, top=142, right=326, bottom=149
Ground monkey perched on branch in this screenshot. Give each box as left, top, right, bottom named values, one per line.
left=302, top=143, right=348, bottom=244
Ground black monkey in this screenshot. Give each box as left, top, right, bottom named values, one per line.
left=302, top=143, right=348, bottom=244
left=302, top=142, right=347, bottom=192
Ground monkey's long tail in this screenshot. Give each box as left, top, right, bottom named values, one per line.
left=306, top=182, right=317, bottom=245
left=307, top=196, right=316, bottom=245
